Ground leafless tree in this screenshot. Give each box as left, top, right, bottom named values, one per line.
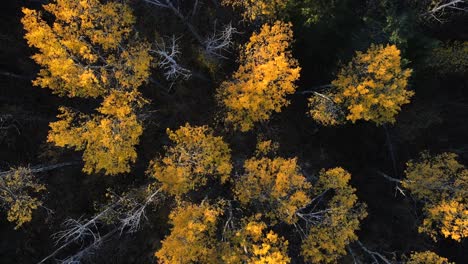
left=56, top=228, right=119, bottom=264
left=38, top=186, right=164, bottom=263
left=52, top=205, right=114, bottom=246
left=425, top=0, right=468, bottom=22
left=118, top=187, right=162, bottom=234
left=204, top=22, right=238, bottom=59
left=38, top=203, right=119, bottom=264
left=152, top=36, right=191, bottom=81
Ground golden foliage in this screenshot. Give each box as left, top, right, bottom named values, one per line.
left=403, top=152, right=467, bottom=202
left=309, top=44, right=413, bottom=125
left=234, top=146, right=311, bottom=224
left=48, top=91, right=146, bottom=175
left=148, top=124, right=232, bottom=197
left=404, top=152, right=467, bottom=241
left=301, top=168, right=367, bottom=263
left=222, top=217, right=291, bottom=264
left=222, top=0, right=287, bottom=21
left=22, top=0, right=152, bottom=175
left=420, top=199, right=467, bottom=242
left=217, top=21, right=300, bottom=131
left=21, top=0, right=152, bottom=98
left=0, top=167, right=46, bottom=229
left=408, top=251, right=453, bottom=264
left=333, top=44, right=413, bottom=124
left=255, top=140, right=279, bottom=156
left=155, top=202, right=223, bottom=264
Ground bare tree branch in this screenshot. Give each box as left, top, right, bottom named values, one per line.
left=152, top=36, right=191, bottom=81
left=204, top=22, right=238, bottom=59
left=357, top=241, right=393, bottom=264
left=429, top=0, right=467, bottom=14
left=118, top=188, right=162, bottom=234
left=0, top=162, right=79, bottom=177
left=424, top=0, right=468, bottom=22
left=143, top=0, right=204, bottom=43
left=38, top=186, right=164, bottom=263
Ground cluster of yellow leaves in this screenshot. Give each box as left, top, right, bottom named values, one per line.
left=222, top=0, right=287, bottom=21
left=407, top=251, right=454, bottom=264
left=302, top=168, right=367, bottom=263
left=150, top=136, right=367, bottom=263
left=48, top=91, right=146, bottom=175
left=404, top=152, right=467, bottom=241
left=234, top=153, right=311, bottom=224
left=155, top=202, right=223, bottom=264
left=333, top=44, right=413, bottom=124
left=222, top=218, right=291, bottom=264
left=22, top=0, right=153, bottom=175
left=217, top=21, right=300, bottom=131
left=148, top=124, right=232, bottom=197
left=255, top=140, right=279, bottom=156
left=309, top=44, right=413, bottom=125
left=0, top=167, right=46, bottom=229
left=21, top=0, right=152, bottom=98
left=420, top=199, right=468, bottom=242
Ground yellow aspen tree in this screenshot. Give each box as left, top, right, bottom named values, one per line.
left=308, top=44, right=413, bottom=125
left=221, top=217, right=291, bottom=264
left=234, top=142, right=311, bottom=224
left=420, top=199, right=467, bottom=242
left=217, top=21, right=301, bottom=132
left=301, top=168, right=367, bottom=263
left=155, top=202, right=223, bottom=264
left=21, top=0, right=152, bottom=98
left=48, top=91, right=146, bottom=175
left=403, top=152, right=467, bottom=242
left=148, top=124, right=232, bottom=197
left=22, top=0, right=152, bottom=175
left=0, top=167, right=46, bottom=229
left=222, top=0, right=287, bottom=21
left=407, top=251, right=454, bottom=264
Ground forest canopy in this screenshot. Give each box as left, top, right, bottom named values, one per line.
left=0, top=0, right=466, bottom=263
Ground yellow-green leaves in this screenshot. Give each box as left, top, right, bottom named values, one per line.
left=217, top=21, right=300, bottom=131
left=301, top=168, right=367, bottom=263
left=234, top=155, right=311, bottom=224
left=408, top=251, right=454, bottom=264
left=222, top=0, right=287, bottom=21
left=427, top=41, right=468, bottom=75
left=22, top=0, right=153, bottom=175
left=222, top=217, right=291, bottom=264
left=48, top=91, right=146, bottom=175
left=308, top=44, right=413, bottom=125
left=404, top=152, right=467, bottom=242
left=155, top=202, right=223, bottom=264
left=21, top=0, right=151, bottom=98
left=148, top=124, right=232, bottom=197
left=0, top=167, right=46, bottom=229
